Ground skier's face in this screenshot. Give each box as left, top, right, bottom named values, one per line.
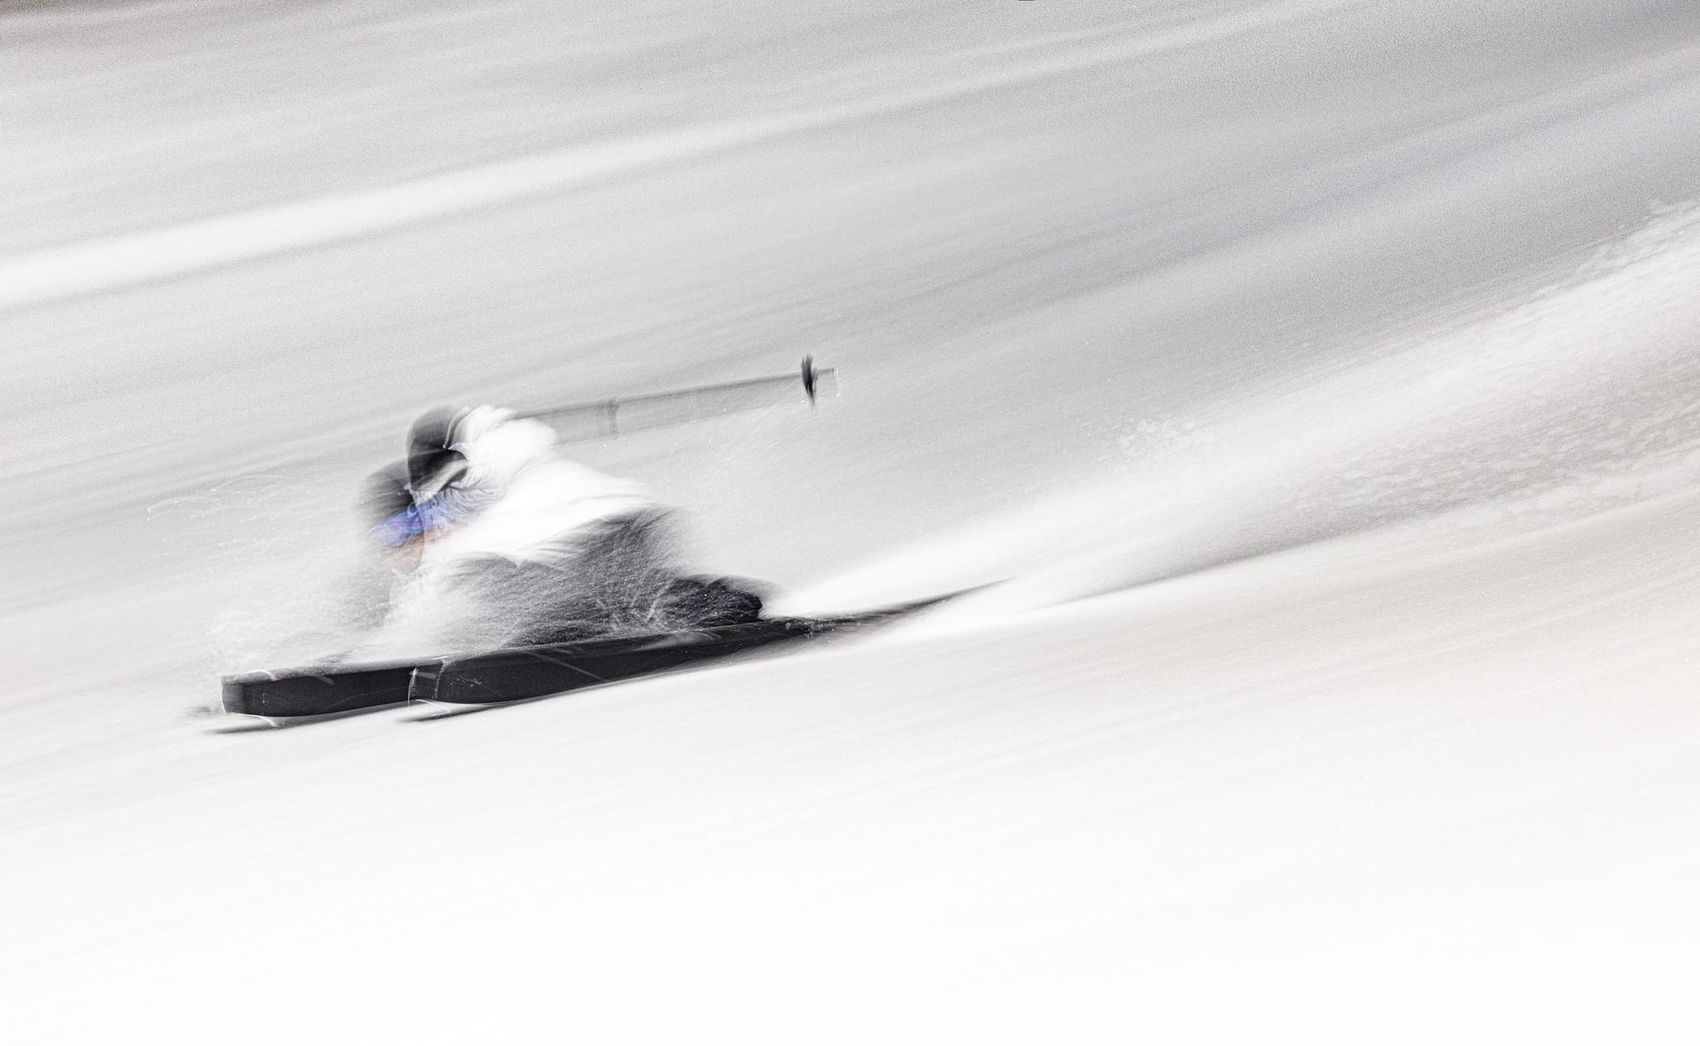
left=371, top=489, right=462, bottom=568
left=386, top=525, right=454, bottom=569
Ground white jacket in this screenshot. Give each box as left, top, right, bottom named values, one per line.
left=359, top=406, right=664, bottom=658
left=422, top=405, right=659, bottom=568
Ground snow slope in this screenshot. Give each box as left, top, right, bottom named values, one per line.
left=4, top=0, right=1700, bottom=1041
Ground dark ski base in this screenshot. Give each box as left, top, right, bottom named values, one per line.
left=221, top=593, right=958, bottom=725
left=222, top=661, right=418, bottom=722
left=413, top=617, right=817, bottom=709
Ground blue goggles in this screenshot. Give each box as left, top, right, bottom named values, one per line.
left=371, top=496, right=462, bottom=549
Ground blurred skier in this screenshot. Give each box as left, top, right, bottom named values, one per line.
left=353, top=405, right=762, bottom=658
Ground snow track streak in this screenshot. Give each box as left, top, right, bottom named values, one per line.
left=0, top=0, right=1357, bottom=312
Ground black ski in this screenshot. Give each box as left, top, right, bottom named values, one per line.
left=222, top=660, right=419, bottom=723
left=221, top=592, right=958, bottom=725
left=411, top=617, right=820, bottom=708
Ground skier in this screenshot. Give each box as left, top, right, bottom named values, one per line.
left=354, top=404, right=762, bottom=658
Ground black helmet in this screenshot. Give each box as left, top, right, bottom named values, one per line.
left=405, top=405, right=470, bottom=496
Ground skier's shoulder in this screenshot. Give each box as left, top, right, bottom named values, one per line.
left=510, top=455, right=657, bottom=507
left=454, top=406, right=551, bottom=461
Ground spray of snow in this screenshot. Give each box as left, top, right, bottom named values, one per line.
left=786, top=201, right=1700, bottom=627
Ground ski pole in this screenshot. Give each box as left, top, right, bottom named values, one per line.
left=519, top=356, right=837, bottom=442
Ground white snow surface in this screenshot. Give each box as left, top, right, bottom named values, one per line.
left=5, top=1, right=1700, bottom=1041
